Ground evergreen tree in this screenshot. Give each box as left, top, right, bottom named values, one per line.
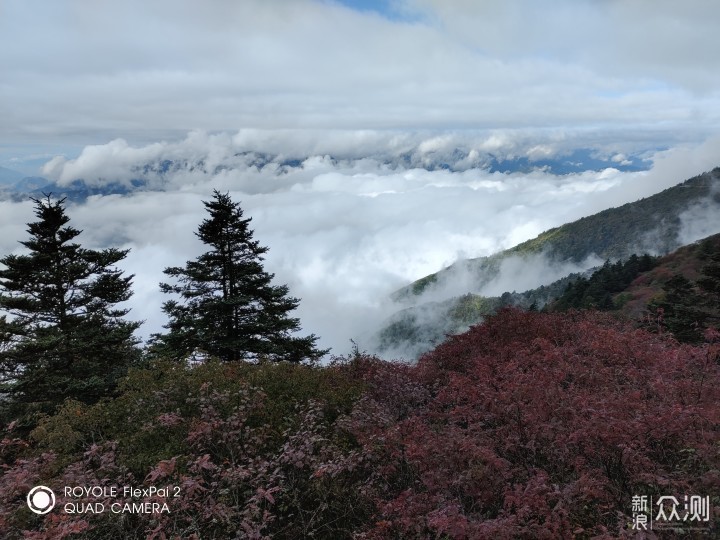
left=0, top=196, right=140, bottom=417
left=697, top=251, right=720, bottom=330
left=649, top=274, right=706, bottom=343
left=697, top=252, right=720, bottom=299
left=155, top=190, right=325, bottom=363
left=554, top=255, right=658, bottom=312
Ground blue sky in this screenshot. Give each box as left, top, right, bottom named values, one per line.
left=335, top=0, right=394, bottom=16
left=333, top=0, right=417, bottom=21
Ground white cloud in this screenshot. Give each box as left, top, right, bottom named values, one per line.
left=1, top=0, right=719, bottom=149
left=405, top=0, right=720, bottom=91
left=5, top=131, right=719, bottom=357
left=2, top=0, right=719, bottom=360
left=0, top=201, right=36, bottom=257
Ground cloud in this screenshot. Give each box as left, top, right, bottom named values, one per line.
left=371, top=250, right=607, bottom=360
left=37, top=128, right=681, bottom=189
left=0, top=201, right=37, bottom=257
left=1, top=0, right=719, bottom=147
left=43, top=139, right=168, bottom=186
left=480, top=253, right=604, bottom=298
left=677, top=177, right=720, bottom=247
left=2, top=0, right=719, bottom=358
left=405, top=0, right=720, bottom=91
left=0, top=131, right=714, bottom=357
left=640, top=136, right=720, bottom=188
left=0, top=0, right=720, bottom=360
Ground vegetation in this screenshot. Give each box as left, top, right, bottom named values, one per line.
left=644, top=243, right=720, bottom=344
left=1, top=178, right=719, bottom=537
left=382, top=251, right=657, bottom=357
left=379, top=270, right=584, bottom=358
left=153, top=191, right=325, bottom=363
left=376, top=294, right=502, bottom=357
left=548, top=233, right=720, bottom=345
left=551, top=254, right=658, bottom=311
left=396, top=168, right=720, bottom=299
left=379, top=233, right=720, bottom=357
left=1, top=309, right=718, bottom=538
left=0, top=196, right=140, bottom=424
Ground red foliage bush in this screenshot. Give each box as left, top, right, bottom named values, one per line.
left=347, top=309, right=720, bottom=538
left=1, top=309, right=718, bottom=538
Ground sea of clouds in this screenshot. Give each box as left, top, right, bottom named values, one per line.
left=2, top=130, right=720, bottom=358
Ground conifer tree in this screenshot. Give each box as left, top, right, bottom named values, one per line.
left=0, top=196, right=141, bottom=417
left=697, top=250, right=720, bottom=330
left=698, top=252, right=720, bottom=299
left=649, top=274, right=706, bottom=343
left=156, top=190, right=325, bottom=363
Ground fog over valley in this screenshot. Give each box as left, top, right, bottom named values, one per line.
left=2, top=131, right=720, bottom=356
left=2, top=0, right=720, bottom=357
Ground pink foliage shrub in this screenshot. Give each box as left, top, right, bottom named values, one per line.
left=347, top=309, right=720, bottom=538
left=1, top=309, right=718, bottom=538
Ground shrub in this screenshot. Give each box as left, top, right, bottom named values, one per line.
left=2, top=311, right=719, bottom=538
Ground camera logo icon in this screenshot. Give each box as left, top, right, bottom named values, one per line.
left=27, top=486, right=55, bottom=514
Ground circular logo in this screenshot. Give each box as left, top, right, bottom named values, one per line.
left=27, top=486, right=55, bottom=514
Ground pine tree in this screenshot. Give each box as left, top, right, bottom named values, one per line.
left=649, top=274, right=706, bottom=343
left=697, top=250, right=720, bottom=330
left=155, top=190, right=326, bottom=363
left=0, top=196, right=141, bottom=418
left=697, top=252, right=720, bottom=299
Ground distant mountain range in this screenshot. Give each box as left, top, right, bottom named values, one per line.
left=378, top=168, right=720, bottom=358
left=0, top=146, right=651, bottom=202
left=0, top=166, right=25, bottom=185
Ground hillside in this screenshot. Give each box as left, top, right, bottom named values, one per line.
left=394, top=168, right=720, bottom=301
left=379, top=233, right=720, bottom=358
left=544, top=232, right=720, bottom=341
left=378, top=168, right=720, bottom=357
left=614, top=233, right=720, bottom=320
left=3, top=310, right=717, bottom=538
left=377, top=273, right=582, bottom=357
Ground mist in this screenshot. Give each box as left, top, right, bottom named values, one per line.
left=2, top=131, right=720, bottom=357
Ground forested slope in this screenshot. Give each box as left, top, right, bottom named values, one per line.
left=395, top=168, right=720, bottom=300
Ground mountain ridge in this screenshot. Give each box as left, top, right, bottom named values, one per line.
left=379, top=168, right=720, bottom=358
left=0, top=146, right=654, bottom=203
left=394, top=168, right=720, bottom=302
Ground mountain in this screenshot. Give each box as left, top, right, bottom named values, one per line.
left=377, top=273, right=583, bottom=358
left=486, top=148, right=648, bottom=175
left=378, top=146, right=650, bottom=174
left=1, top=177, right=151, bottom=203
left=0, top=144, right=654, bottom=202
left=394, top=168, right=720, bottom=301
left=544, top=232, right=720, bottom=342
left=12, top=176, right=52, bottom=192
left=0, top=166, right=25, bottom=185
left=379, top=168, right=720, bottom=358
left=378, top=233, right=719, bottom=358
left=613, top=233, right=720, bottom=317
left=28, top=178, right=148, bottom=201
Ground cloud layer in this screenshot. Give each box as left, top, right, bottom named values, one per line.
left=3, top=131, right=720, bottom=357
left=1, top=0, right=719, bottom=153
left=2, top=1, right=720, bottom=358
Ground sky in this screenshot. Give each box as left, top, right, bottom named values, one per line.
left=2, top=0, right=720, bottom=155
left=1, top=0, right=720, bottom=356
